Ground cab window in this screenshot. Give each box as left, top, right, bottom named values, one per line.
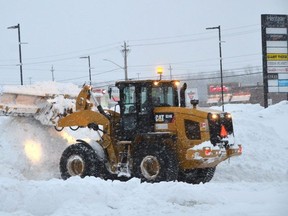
left=152, top=86, right=174, bottom=106
left=140, top=86, right=149, bottom=113
left=123, top=85, right=136, bottom=114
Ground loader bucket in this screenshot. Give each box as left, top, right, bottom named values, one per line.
left=0, top=93, right=44, bottom=116
left=0, top=84, right=77, bottom=126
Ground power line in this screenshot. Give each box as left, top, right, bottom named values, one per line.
left=128, top=24, right=259, bottom=43
left=57, top=68, right=121, bottom=82
left=1, top=24, right=260, bottom=66
left=0, top=42, right=121, bottom=63
left=0, top=25, right=260, bottom=67
left=77, top=66, right=262, bottom=88
left=130, top=26, right=260, bottom=47
left=58, top=64, right=263, bottom=83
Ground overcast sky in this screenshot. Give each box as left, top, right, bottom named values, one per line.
left=1, top=0, right=287, bottom=86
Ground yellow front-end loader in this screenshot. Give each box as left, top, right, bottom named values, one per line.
left=56, top=80, right=242, bottom=184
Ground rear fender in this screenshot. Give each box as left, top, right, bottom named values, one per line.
left=76, top=139, right=107, bottom=162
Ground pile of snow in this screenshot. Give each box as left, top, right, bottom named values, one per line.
left=212, top=102, right=288, bottom=183
left=0, top=84, right=288, bottom=215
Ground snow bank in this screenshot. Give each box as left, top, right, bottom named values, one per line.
left=213, top=101, right=288, bottom=183
left=0, top=85, right=288, bottom=215
left=0, top=177, right=287, bottom=216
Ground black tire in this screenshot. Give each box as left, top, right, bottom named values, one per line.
left=178, top=167, right=216, bottom=184
left=132, top=143, right=178, bottom=183
left=59, top=143, right=102, bottom=180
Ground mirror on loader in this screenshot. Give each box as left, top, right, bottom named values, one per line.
left=108, top=87, right=112, bottom=99
left=108, top=86, right=120, bottom=103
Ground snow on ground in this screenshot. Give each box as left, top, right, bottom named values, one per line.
left=0, top=86, right=288, bottom=215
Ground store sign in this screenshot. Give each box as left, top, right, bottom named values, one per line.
left=268, top=67, right=288, bottom=73
left=267, top=53, right=288, bottom=61
left=209, top=85, right=228, bottom=93
left=262, top=14, right=288, bottom=93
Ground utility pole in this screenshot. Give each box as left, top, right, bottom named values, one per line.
left=51, top=65, right=55, bottom=81
left=121, top=41, right=130, bottom=81
left=169, top=64, right=173, bottom=79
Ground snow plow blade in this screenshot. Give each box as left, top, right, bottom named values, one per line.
left=0, top=84, right=77, bottom=125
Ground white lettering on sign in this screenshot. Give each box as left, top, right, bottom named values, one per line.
left=268, top=61, right=288, bottom=66
left=155, top=114, right=164, bottom=122
left=268, top=67, right=288, bottom=73
left=266, top=16, right=286, bottom=23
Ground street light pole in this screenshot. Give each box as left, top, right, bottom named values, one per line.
left=7, top=23, right=23, bottom=85
left=206, top=25, right=224, bottom=112
left=80, top=56, right=92, bottom=85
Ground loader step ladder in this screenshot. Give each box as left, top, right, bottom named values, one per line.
left=117, top=141, right=132, bottom=177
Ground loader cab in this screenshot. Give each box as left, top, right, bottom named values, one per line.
left=115, top=80, right=179, bottom=140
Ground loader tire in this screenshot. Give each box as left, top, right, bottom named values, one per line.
left=132, top=143, right=178, bottom=183
left=60, top=143, right=102, bottom=180
left=178, top=167, right=216, bottom=184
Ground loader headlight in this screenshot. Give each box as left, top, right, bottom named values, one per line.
left=153, top=81, right=159, bottom=86
left=208, top=113, right=219, bottom=120
left=174, top=81, right=180, bottom=86
left=24, top=140, right=42, bottom=164
left=225, top=113, right=232, bottom=119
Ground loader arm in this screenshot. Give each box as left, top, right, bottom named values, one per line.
left=57, top=110, right=109, bottom=128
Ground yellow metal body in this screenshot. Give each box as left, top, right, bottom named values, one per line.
left=75, top=85, right=93, bottom=111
